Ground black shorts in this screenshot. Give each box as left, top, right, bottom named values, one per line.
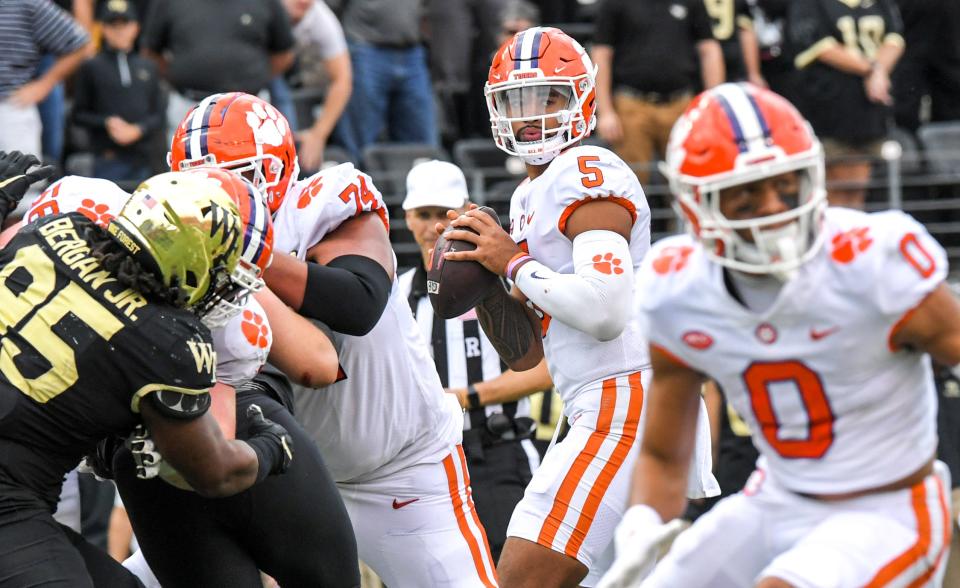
left=0, top=501, right=141, bottom=588
left=114, top=390, right=360, bottom=588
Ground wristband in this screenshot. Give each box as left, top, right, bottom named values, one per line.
left=505, top=253, right=534, bottom=281
left=466, top=385, right=482, bottom=410
left=245, top=437, right=282, bottom=483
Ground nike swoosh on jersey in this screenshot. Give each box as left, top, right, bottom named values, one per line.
left=809, top=326, right=840, bottom=340
left=530, top=271, right=548, bottom=280
left=392, top=498, right=419, bottom=509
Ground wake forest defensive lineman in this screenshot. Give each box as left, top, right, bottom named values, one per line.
left=0, top=155, right=294, bottom=587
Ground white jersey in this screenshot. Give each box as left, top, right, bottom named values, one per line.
left=637, top=207, right=946, bottom=494
left=508, top=145, right=651, bottom=413
left=26, top=176, right=272, bottom=387
left=274, top=164, right=463, bottom=483
left=28, top=175, right=130, bottom=226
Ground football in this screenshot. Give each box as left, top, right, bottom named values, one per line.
left=428, top=206, right=503, bottom=319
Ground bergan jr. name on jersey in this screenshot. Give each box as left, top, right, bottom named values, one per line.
left=38, top=216, right=148, bottom=321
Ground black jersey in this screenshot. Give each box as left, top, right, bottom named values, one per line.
left=788, top=0, right=904, bottom=144
left=0, top=213, right=216, bottom=508
left=704, top=0, right=753, bottom=81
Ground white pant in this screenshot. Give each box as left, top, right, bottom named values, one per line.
left=338, top=444, right=498, bottom=587
left=122, top=550, right=162, bottom=588
left=53, top=467, right=81, bottom=533
left=0, top=100, right=41, bottom=157
left=507, top=371, right=649, bottom=587
left=646, top=462, right=952, bottom=588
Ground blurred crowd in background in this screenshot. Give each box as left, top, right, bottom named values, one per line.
left=4, top=0, right=960, bottom=277
left=3, top=0, right=958, bottom=198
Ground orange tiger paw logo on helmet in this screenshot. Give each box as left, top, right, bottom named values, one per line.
left=78, top=198, right=114, bottom=226
left=652, top=246, right=694, bottom=275
left=592, top=252, right=624, bottom=275
left=241, top=310, right=270, bottom=349
left=830, top=227, right=873, bottom=264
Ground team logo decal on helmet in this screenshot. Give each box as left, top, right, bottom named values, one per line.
left=169, top=92, right=299, bottom=214
left=180, top=167, right=275, bottom=328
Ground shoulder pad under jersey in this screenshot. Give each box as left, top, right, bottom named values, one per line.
left=273, top=163, right=389, bottom=258
left=27, top=176, right=130, bottom=227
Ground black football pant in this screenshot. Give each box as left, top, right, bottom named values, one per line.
left=114, top=392, right=360, bottom=588
left=0, top=506, right=142, bottom=588
left=463, top=439, right=534, bottom=562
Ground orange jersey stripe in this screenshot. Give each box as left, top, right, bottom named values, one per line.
left=866, top=483, right=932, bottom=587
left=456, top=445, right=498, bottom=584
left=650, top=343, right=692, bottom=369
left=557, top=195, right=638, bottom=235
left=907, top=477, right=951, bottom=588
left=537, top=376, right=618, bottom=549
left=565, top=372, right=644, bottom=558
left=887, top=286, right=939, bottom=352
left=443, top=453, right=498, bottom=588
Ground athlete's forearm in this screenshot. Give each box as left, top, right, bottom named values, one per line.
left=470, top=358, right=552, bottom=405
left=512, top=230, right=634, bottom=341
left=476, top=284, right=544, bottom=372
left=630, top=451, right=690, bottom=522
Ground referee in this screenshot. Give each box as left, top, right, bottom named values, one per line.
left=398, top=160, right=552, bottom=562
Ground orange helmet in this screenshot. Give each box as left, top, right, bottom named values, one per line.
left=180, top=167, right=275, bottom=328
left=169, top=92, right=299, bottom=214
left=661, top=83, right=826, bottom=278
left=485, top=27, right=597, bottom=164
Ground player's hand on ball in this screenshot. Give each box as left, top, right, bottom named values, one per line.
left=596, top=506, right=685, bottom=588
left=443, top=206, right=521, bottom=276
left=428, top=206, right=506, bottom=318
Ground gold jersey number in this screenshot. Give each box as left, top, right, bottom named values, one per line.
left=704, top=0, right=736, bottom=41
left=836, top=15, right=886, bottom=59
left=0, top=245, right=124, bottom=402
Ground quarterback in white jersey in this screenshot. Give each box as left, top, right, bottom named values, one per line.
left=441, top=27, right=716, bottom=586
left=600, top=83, right=958, bottom=588
left=170, top=91, right=497, bottom=587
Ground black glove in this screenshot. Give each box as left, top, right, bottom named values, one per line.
left=79, top=435, right=125, bottom=481
left=0, top=151, right=55, bottom=223
left=244, top=404, right=294, bottom=479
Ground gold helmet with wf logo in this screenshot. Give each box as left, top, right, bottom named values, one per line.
left=106, top=171, right=243, bottom=313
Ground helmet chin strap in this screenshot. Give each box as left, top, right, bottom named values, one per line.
left=516, top=128, right=568, bottom=165
left=736, top=222, right=804, bottom=282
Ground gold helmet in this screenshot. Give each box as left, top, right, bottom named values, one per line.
left=105, top=171, right=243, bottom=313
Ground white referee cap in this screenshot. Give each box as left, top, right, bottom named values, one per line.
left=402, top=160, right=469, bottom=211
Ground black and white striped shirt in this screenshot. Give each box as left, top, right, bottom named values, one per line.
left=0, top=0, right=89, bottom=99
left=399, top=265, right=531, bottom=432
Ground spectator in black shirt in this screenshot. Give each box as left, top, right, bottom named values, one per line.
left=72, top=0, right=164, bottom=185
left=140, top=0, right=295, bottom=143
left=591, top=0, right=724, bottom=182
left=704, top=0, right=764, bottom=85
left=892, top=0, right=960, bottom=132
left=788, top=0, right=904, bottom=210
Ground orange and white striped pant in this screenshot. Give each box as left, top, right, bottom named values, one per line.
left=506, top=371, right=647, bottom=586
left=337, top=444, right=498, bottom=587
left=646, top=461, right=952, bottom=588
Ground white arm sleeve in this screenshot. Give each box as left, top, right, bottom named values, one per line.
left=514, top=230, right=634, bottom=341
